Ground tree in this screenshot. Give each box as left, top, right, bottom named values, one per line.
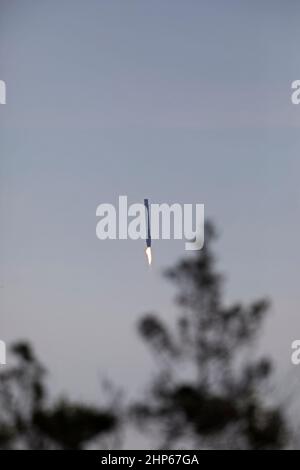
left=134, top=223, right=287, bottom=449
left=0, top=342, right=117, bottom=449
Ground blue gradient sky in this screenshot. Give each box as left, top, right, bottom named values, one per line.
left=1, top=0, right=300, bottom=402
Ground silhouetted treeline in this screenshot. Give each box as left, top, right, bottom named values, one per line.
left=0, top=343, right=117, bottom=449
left=0, top=223, right=289, bottom=449
left=133, top=223, right=287, bottom=449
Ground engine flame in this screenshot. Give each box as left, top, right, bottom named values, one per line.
left=145, top=247, right=152, bottom=265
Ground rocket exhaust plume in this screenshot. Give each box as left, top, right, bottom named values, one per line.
left=144, top=198, right=152, bottom=265
left=145, top=246, right=152, bottom=265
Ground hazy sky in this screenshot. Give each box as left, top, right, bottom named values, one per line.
left=1, top=0, right=300, bottom=404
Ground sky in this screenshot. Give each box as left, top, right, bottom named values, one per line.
left=1, top=0, right=300, bottom=408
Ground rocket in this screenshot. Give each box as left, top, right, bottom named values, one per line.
left=144, top=198, right=152, bottom=265
left=144, top=198, right=151, bottom=247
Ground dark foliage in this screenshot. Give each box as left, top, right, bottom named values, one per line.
left=0, top=222, right=289, bottom=449
left=0, top=342, right=117, bottom=449
left=134, top=223, right=287, bottom=449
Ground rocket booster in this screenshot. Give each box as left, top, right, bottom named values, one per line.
left=144, top=198, right=151, bottom=247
